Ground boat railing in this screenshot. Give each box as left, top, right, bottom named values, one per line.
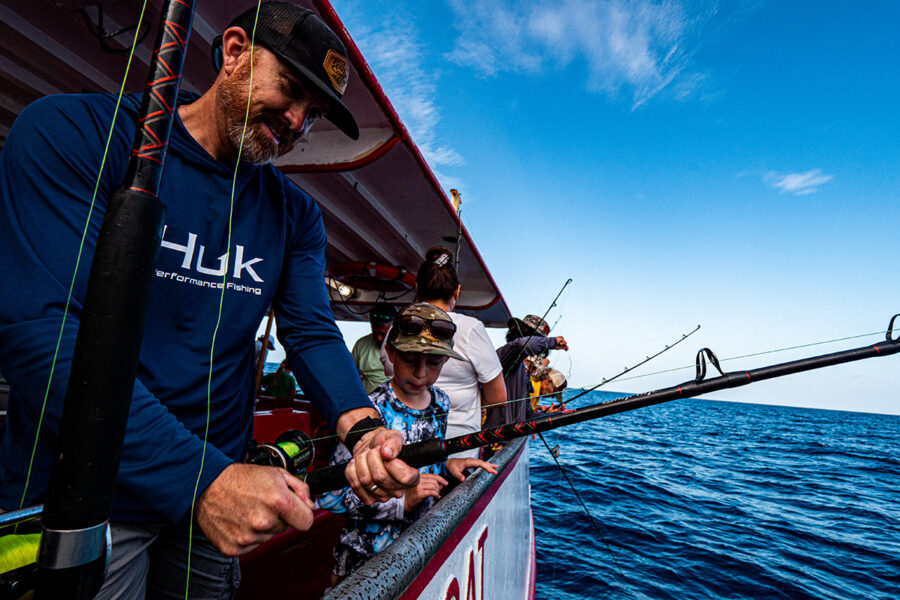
left=322, top=437, right=528, bottom=600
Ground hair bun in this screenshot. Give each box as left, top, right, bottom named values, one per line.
left=417, top=246, right=459, bottom=302
left=425, top=246, right=453, bottom=268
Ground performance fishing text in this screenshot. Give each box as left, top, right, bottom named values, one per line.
left=155, top=270, right=263, bottom=296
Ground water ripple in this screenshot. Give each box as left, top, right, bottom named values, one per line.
left=532, top=392, right=900, bottom=599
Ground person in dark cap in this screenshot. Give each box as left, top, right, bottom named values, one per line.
left=352, top=302, right=397, bottom=393
left=0, top=2, right=418, bottom=597
left=483, top=314, right=569, bottom=429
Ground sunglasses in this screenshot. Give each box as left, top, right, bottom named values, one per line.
left=396, top=314, right=457, bottom=341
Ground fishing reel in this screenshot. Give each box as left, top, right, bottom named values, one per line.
left=247, top=430, right=315, bottom=476
left=524, top=354, right=550, bottom=378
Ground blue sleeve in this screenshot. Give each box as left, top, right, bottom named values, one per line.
left=273, top=187, right=373, bottom=431
left=498, top=336, right=557, bottom=372
left=0, top=96, right=232, bottom=521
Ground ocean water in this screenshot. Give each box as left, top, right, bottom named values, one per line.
left=530, top=391, right=900, bottom=599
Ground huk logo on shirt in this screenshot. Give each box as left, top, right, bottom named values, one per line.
left=154, top=226, right=264, bottom=295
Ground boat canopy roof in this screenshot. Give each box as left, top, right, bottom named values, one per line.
left=0, top=0, right=511, bottom=326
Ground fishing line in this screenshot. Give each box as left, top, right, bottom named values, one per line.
left=281, top=328, right=702, bottom=447
left=527, top=330, right=701, bottom=592
left=544, top=290, right=574, bottom=380
left=570, top=327, right=703, bottom=365
left=185, top=3, right=262, bottom=595
left=528, top=329, right=699, bottom=596
left=267, top=325, right=703, bottom=447
left=547, top=452, right=564, bottom=586
left=16, top=0, right=150, bottom=518
left=545, top=281, right=573, bottom=337
left=548, top=314, right=563, bottom=334
left=562, top=325, right=701, bottom=406
left=537, top=432, right=632, bottom=591
left=283, top=327, right=695, bottom=449
left=288, top=325, right=888, bottom=449
left=599, top=328, right=888, bottom=387
left=282, top=387, right=590, bottom=454
left=548, top=317, right=574, bottom=382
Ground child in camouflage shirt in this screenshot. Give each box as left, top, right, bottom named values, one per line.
left=318, top=303, right=497, bottom=581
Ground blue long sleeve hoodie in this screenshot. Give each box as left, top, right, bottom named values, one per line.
left=0, top=92, right=372, bottom=522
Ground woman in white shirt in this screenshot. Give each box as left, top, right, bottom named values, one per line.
left=382, top=247, right=506, bottom=457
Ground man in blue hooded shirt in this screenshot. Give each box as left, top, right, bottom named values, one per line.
left=0, top=3, right=417, bottom=597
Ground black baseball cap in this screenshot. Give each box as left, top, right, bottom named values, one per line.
left=370, top=302, right=396, bottom=325
left=211, top=2, right=360, bottom=140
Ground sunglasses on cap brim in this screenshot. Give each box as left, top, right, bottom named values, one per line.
left=396, top=314, right=457, bottom=341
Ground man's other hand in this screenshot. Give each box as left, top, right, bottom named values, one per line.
left=196, top=463, right=315, bottom=556
left=344, top=427, right=420, bottom=505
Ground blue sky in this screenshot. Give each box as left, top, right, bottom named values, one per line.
left=317, top=0, right=900, bottom=415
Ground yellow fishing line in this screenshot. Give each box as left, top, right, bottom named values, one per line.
left=0, top=533, right=40, bottom=575
left=184, top=3, right=262, bottom=597
left=17, top=0, right=149, bottom=519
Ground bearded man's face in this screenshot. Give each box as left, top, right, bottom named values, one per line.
left=217, top=48, right=326, bottom=165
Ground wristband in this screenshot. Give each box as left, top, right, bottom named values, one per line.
left=344, top=416, right=385, bottom=453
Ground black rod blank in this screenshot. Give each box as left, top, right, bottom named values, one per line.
left=35, top=2, right=195, bottom=598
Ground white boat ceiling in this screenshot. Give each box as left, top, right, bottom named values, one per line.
left=0, top=0, right=512, bottom=326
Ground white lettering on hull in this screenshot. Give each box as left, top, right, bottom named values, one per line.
left=442, top=525, right=488, bottom=600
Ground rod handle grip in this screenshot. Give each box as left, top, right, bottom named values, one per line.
left=305, top=439, right=445, bottom=496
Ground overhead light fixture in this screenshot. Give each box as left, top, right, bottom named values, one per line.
left=325, top=276, right=357, bottom=299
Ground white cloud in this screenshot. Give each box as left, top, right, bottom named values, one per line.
left=445, top=0, right=730, bottom=109
left=765, top=169, right=834, bottom=196
left=340, top=10, right=464, bottom=172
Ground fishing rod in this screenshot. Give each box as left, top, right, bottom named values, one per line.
left=505, top=278, right=573, bottom=376
left=548, top=324, right=701, bottom=408
left=7, top=3, right=196, bottom=599
left=293, top=314, right=900, bottom=495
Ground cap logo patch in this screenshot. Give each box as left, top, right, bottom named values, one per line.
left=323, top=49, right=349, bottom=95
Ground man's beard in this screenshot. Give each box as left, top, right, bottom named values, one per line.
left=218, top=60, right=301, bottom=165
